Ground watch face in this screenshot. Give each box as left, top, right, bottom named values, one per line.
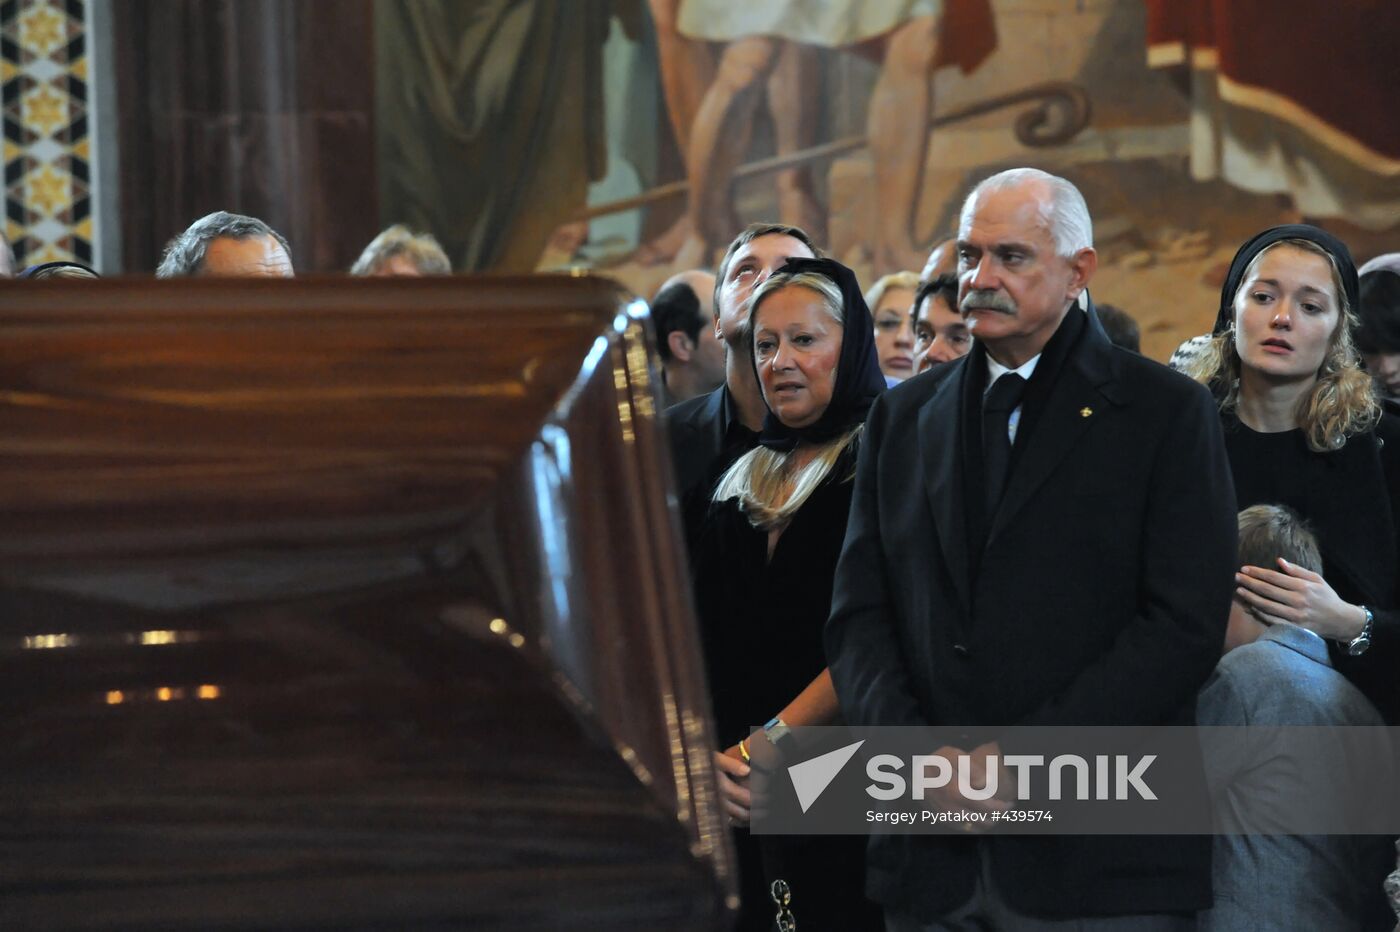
left=1348, top=637, right=1371, bottom=657
left=765, top=720, right=793, bottom=747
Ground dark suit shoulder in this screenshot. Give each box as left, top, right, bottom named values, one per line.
left=663, top=385, right=720, bottom=430
left=878, top=358, right=964, bottom=413
left=1098, top=343, right=1221, bottom=415
left=1110, top=342, right=1204, bottom=390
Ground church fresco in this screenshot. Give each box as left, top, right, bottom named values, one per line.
left=377, top=0, right=1397, bottom=363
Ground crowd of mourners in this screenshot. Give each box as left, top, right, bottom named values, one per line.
left=662, top=168, right=1400, bottom=932
left=5, top=170, right=1400, bottom=932
left=0, top=214, right=452, bottom=282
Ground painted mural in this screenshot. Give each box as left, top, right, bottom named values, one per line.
left=371, top=0, right=1397, bottom=363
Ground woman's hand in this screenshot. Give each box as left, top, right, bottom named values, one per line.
left=1236, top=558, right=1367, bottom=641
left=715, top=748, right=752, bottom=825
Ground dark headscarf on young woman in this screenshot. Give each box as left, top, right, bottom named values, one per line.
left=750, top=256, right=886, bottom=453
left=1213, top=224, right=1360, bottom=335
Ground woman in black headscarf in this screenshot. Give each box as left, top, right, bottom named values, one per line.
left=692, top=257, right=884, bottom=930
left=1187, top=224, right=1400, bottom=722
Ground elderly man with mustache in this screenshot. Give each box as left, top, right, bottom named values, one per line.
left=826, top=167, right=1238, bottom=929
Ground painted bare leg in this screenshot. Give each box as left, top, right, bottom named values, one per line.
left=648, top=0, right=715, bottom=154
left=768, top=42, right=827, bottom=247
left=635, top=0, right=716, bottom=265
left=682, top=36, right=781, bottom=264
left=867, top=17, right=939, bottom=274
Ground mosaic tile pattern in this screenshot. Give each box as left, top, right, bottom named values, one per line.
left=1, top=0, right=92, bottom=267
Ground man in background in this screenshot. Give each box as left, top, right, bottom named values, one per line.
left=1096, top=302, right=1141, bottom=353
left=156, top=211, right=294, bottom=278
left=665, top=221, right=819, bottom=544
left=351, top=225, right=451, bottom=276
left=911, top=273, right=970, bottom=373
left=651, top=270, right=722, bottom=408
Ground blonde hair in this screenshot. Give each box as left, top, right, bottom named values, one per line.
left=751, top=271, right=844, bottom=329
left=712, top=426, right=862, bottom=531
left=715, top=271, right=859, bottom=529
left=864, top=271, right=920, bottom=315
left=1237, top=504, right=1322, bottom=575
left=1187, top=238, right=1379, bottom=452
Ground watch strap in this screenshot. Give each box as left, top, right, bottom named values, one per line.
left=1347, top=605, right=1374, bottom=656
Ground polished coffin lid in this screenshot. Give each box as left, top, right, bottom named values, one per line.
left=0, top=277, right=734, bottom=930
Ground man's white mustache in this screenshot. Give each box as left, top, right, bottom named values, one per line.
left=961, top=290, right=1016, bottom=314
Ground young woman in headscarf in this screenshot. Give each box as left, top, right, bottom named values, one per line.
left=1187, top=224, right=1400, bottom=723
left=691, top=256, right=885, bottom=930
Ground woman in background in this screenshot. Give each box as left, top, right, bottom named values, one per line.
left=693, top=256, right=884, bottom=930
left=865, top=270, right=919, bottom=383
left=1188, top=224, right=1400, bottom=723
left=1356, top=269, right=1400, bottom=406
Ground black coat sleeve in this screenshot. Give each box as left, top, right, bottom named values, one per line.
left=825, top=391, right=928, bottom=728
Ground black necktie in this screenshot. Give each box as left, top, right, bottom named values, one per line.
left=983, top=373, right=1027, bottom=517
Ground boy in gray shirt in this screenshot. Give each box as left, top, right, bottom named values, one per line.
left=1198, top=505, right=1394, bottom=931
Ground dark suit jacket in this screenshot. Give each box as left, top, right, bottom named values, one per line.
left=665, top=385, right=758, bottom=557
left=666, top=385, right=729, bottom=503
left=825, top=307, right=1239, bottom=920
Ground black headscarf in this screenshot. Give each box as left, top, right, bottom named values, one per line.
left=750, top=257, right=886, bottom=453
left=1213, top=224, right=1359, bottom=334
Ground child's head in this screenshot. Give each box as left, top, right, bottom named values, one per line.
left=1225, top=505, right=1323, bottom=653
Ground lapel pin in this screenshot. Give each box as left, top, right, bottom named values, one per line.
left=1080, top=407, right=1093, bottom=418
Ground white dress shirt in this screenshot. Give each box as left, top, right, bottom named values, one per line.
left=984, top=353, right=1040, bottom=444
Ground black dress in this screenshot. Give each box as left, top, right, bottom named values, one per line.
left=692, top=447, right=882, bottom=931
left=1221, top=411, right=1400, bottom=722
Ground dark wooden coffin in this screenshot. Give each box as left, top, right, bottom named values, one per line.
left=0, top=277, right=735, bottom=930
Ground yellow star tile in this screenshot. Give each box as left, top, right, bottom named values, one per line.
left=73, top=137, right=90, bottom=160
left=27, top=164, right=71, bottom=216
left=74, top=217, right=92, bottom=241
left=1, top=61, right=17, bottom=83
left=19, top=4, right=65, bottom=58
left=21, top=86, right=67, bottom=137
left=71, top=57, right=87, bottom=81
left=4, top=140, right=20, bottom=164
left=6, top=220, right=22, bottom=243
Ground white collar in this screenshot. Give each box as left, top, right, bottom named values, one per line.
left=985, top=353, right=1041, bottom=393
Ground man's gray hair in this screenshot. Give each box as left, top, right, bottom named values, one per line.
left=156, top=211, right=292, bottom=278
left=350, top=224, right=451, bottom=276
left=959, top=168, right=1093, bottom=258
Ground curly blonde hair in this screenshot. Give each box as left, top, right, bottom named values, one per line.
left=1186, top=238, right=1379, bottom=451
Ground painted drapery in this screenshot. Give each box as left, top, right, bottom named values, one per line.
left=375, top=0, right=625, bottom=272
left=1146, top=0, right=1400, bottom=229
